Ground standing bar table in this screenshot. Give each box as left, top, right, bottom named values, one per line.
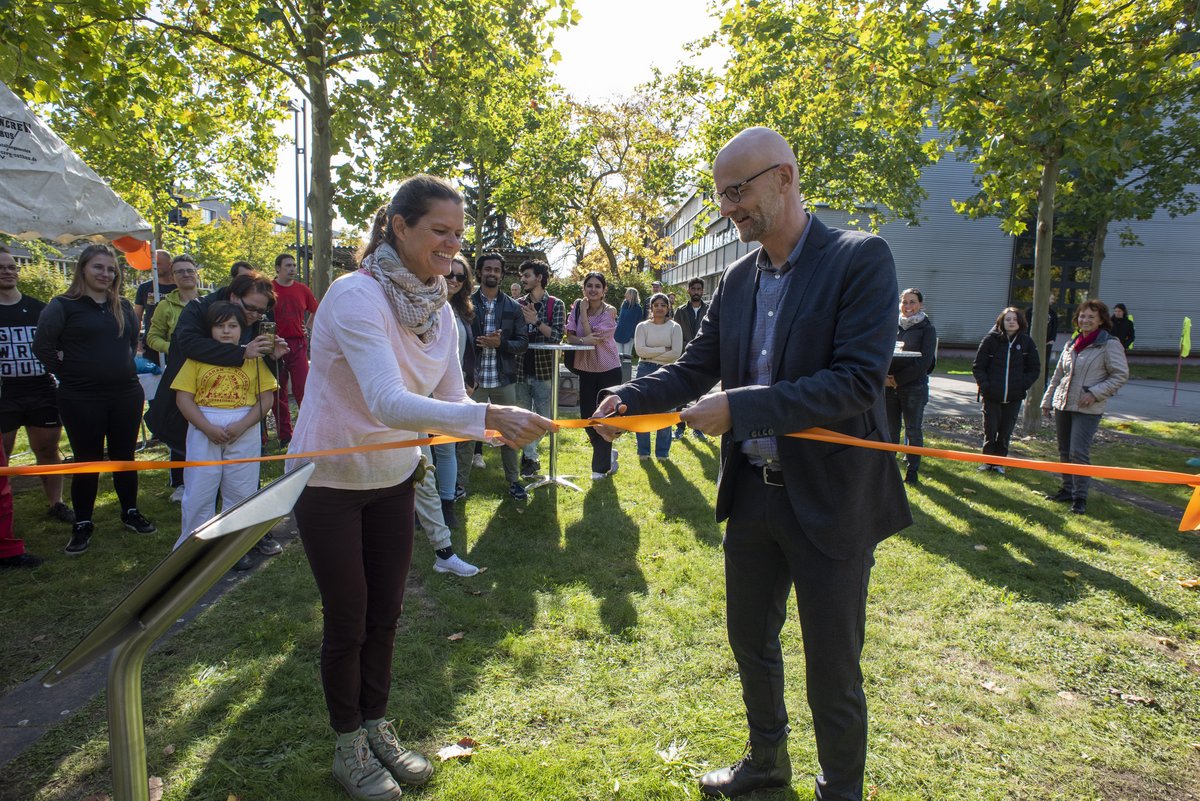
left=525, top=342, right=593, bottom=492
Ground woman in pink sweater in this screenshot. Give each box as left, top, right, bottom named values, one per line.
left=288, top=175, right=553, bottom=801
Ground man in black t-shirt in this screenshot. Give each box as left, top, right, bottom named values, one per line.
left=0, top=248, right=72, bottom=526
left=133, top=249, right=176, bottom=366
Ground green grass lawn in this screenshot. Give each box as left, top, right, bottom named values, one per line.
left=1, top=424, right=1198, bottom=801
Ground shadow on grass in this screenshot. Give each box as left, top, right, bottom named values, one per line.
left=642, top=458, right=723, bottom=547
left=902, top=466, right=1181, bottom=621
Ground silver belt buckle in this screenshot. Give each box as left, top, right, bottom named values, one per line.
left=762, top=465, right=784, bottom=486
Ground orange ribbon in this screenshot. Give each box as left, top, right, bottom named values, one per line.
left=4, top=413, right=1198, bottom=531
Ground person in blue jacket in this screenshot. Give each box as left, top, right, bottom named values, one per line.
left=972, top=307, right=1040, bottom=473
left=614, top=287, right=644, bottom=361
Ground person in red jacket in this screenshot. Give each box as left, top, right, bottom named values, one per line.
left=271, top=253, right=319, bottom=445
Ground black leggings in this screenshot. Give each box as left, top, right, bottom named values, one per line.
left=578, top=367, right=623, bottom=474
left=294, top=479, right=416, bottom=733
left=57, top=383, right=144, bottom=522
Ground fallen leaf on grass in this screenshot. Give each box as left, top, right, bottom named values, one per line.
left=973, top=544, right=988, bottom=552
left=1057, top=691, right=1078, bottom=701
left=464, top=590, right=483, bottom=596
left=915, top=715, right=934, bottom=727
left=1190, top=743, right=1200, bottom=752
left=867, top=786, right=879, bottom=800
left=1062, top=570, right=1080, bottom=578
left=148, top=776, right=163, bottom=801
left=226, top=796, right=242, bottom=801
left=31, top=633, right=48, bottom=643
left=613, top=779, right=621, bottom=793
left=1178, top=578, right=1200, bottom=589
left=962, top=487, right=976, bottom=494
left=446, top=631, right=465, bottom=642
left=1155, top=636, right=1178, bottom=649
left=656, top=739, right=688, bottom=763
left=981, top=681, right=1007, bottom=694
left=162, top=744, right=175, bottom=756
left=436, top=738, right=477, bottom=761
left=1108, top=688, right=1157, bottom=707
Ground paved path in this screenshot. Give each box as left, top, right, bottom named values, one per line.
left=928, top=374, right=1199, bottom=423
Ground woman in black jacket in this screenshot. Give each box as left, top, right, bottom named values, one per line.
left=972, top=307, right=1040, bottom=473
left=32, top=245, right=156, bottom=555
left=886, top=287, right=936, bottom=484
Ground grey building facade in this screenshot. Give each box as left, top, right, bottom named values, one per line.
left=663, top=154, right=1199, bottom=353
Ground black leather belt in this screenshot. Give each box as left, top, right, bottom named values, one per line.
left=752, top=464, right=784, bottom=487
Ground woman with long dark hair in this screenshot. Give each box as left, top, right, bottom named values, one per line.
left=287, top=175, right=552, bottom=801
left=32, top=244, right=156, bottom=555
left=972, top=306, right=1040, bottom=473
left=1041, top=299, right=1128, bottom=515
left=441, top=253, right=475, bottom=510
left=565, top=270, right=621, bottom=479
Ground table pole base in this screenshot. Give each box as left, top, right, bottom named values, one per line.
left=525, top=474, right=584, bottom=492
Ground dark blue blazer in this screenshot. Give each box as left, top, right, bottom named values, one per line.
left=610, top=215, right=912, bottom=558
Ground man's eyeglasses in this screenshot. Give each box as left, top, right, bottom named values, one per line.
left=713, top=163, right=781, bottom=205
left=447, top=273, right=466, bottom=282
left=240, top=300, right=271, bottom=315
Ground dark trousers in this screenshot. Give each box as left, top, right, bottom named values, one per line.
left=1055, top=411, right=1102, bottom=501
left=725, top=468, right=875, bottom=801
left=578, top=367, right=622, bottom=475
left=981, top=400, right=1022, bottom=459
left=294, top=478, right=416, bottom=733
left=57, top=383, right=144, bottom=521
left=885, top=382, right=927, bottom=474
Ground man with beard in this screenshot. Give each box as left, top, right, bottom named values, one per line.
left=673, top=277, right=711, bottom=440
left=457, top=252, right=529, bottom=501
left=594, top=126, right=910, bottom=801
left=514, top=258, right=564, bottom=477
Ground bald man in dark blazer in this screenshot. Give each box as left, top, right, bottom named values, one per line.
left=596, top=127, right=911, bottom=801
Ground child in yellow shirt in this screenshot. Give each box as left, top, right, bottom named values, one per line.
left=171, top=302, right=277, bottom=547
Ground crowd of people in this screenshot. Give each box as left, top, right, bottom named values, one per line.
left=0, top=129, right=1141, bottom=801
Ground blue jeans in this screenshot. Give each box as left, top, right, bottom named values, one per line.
left=634, top=362, right=672, bottom=458
left=885, top=382, right=928, bottom=474
left=431, top=442, right=456, bottom=501
left=1055, top=410, right=1102, bottom=500
left=514, top=377, right=552, bottom=461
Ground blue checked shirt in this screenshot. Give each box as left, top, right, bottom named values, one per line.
left=477, top=294, right=500, bottom=389
left=741, top=216, right=812, bottom=467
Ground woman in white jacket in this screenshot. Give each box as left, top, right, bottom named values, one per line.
left=1041, top=299, right=1129, bottom=515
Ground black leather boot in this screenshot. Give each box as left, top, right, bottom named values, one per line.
left=698, top=739, right=792, bottom=797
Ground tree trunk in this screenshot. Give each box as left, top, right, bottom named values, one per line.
left=1088, top=214, right=1109, bottom=301
left=303, top=15, right=333, bottom=299
left=1023, top=157, right=1061, bottom=433
left=590, top=213, right=619, bottom=275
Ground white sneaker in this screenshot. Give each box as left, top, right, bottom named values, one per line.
left=433, top=554, right=480, bottom=577
left=472, top=453, right=485, bottom=469
left=170, top=485, right=185, bottom=502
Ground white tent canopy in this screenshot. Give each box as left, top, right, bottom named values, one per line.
left=0, top=80, right=152, bottom=244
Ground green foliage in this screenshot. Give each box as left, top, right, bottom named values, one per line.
left=696, top=0, right=946, bottom=229
left=163, top=207, right=294, bottom=287
left=0, top=2, right=286, bottom=228
left=4, top=240, right=70, bottom=301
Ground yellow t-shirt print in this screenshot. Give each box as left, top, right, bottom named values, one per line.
left=172, top=358, right=278, bottom=408
left=196, top=366, right=252, bottom=407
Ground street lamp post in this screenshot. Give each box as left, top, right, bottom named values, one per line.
left=287, top=99, right=310, bottom=283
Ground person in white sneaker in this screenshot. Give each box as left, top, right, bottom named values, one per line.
left=287, top=176, right=553, bottom=801
left=415, top=444, right=478, bottom=577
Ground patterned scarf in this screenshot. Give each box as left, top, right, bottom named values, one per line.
left=361, top=241, right=446, bottom=344
left=898, top=310, right=927, bottom=330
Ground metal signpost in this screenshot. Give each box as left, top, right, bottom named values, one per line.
left=41, top=463, right=315, bottom=801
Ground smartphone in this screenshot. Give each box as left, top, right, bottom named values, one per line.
left=260, top=321, right=276, bottom=348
